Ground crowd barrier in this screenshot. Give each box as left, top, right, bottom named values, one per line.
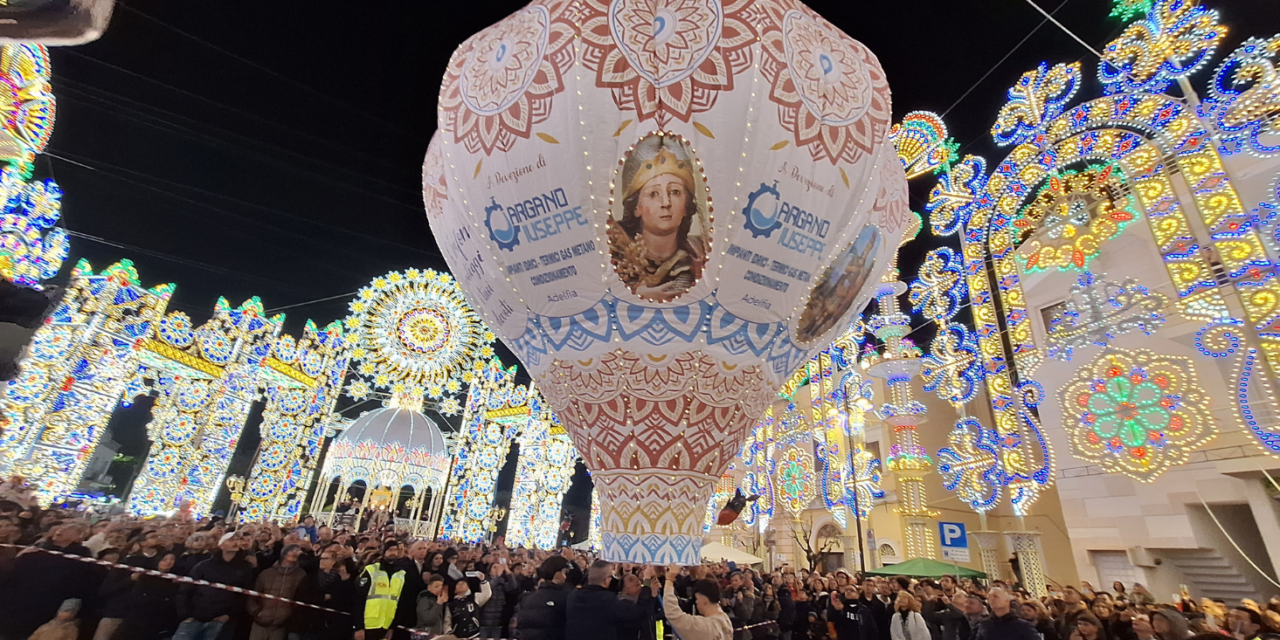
left=0, top=545, right=780, bottom=640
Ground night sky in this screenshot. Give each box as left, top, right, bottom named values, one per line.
left=43, top=0, right=1280, bottom=511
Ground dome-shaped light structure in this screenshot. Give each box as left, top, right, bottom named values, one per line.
left=313, top=405, right=452, bottom=534
left=427, top=0, right=907, bottom=563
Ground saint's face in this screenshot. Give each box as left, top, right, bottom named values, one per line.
left=635, top=173, right=689, bottom=237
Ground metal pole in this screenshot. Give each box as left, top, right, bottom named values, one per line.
left=852, top=486, right=866, bottom=575
left=432, top=455, right=458, bottom=541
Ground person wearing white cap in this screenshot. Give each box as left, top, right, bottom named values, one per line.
left=174, top=531, right=254, bottom=640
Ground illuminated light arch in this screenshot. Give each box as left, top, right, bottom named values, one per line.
left=0, top=260, right=173, bottom=504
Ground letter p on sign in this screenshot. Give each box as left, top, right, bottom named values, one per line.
left=939, top=522, right=970, bottom=562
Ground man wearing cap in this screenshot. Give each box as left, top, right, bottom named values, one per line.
left=175, top=531, right=255, bottom=640
left=608, top=135, right=707, bottom=303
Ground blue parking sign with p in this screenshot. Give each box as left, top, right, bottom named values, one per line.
left=939, top=522, right=970, bottom=562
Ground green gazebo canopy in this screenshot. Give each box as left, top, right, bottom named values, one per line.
left=863, top=557, right=987, bottom=579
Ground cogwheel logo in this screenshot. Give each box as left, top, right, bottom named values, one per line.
left=742, top=181, right=783, bottom=239
left=484, top=197, right=520, bottom=251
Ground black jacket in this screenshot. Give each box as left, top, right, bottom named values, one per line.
left=177, top=551, right=255, bottom=622
left=122, top=573, right=180, bottom=640
left=830, top=597, right=881, bottom=640
left=858, top=594, right=892, bottom=640
left=516, top=582, right=570, bottom=640
left=922, top=599, right=966, bottom=640
left=778, top=586, right=797, bottom=632
left=0, top=541, right=93, bottom=638
left=977, top=613, right=1042, bottom=640
left=565, top=584, right=622, bottom=640
left=616, top=591, right=658, bottom=640
left=393, top=558, right=429, bottom=629
left=175, top=551, right=211, bottom=577
left=321, top=576, right=357, bottom=640
left=480, top=572, right=520, bottom=629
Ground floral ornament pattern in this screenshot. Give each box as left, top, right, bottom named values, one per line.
left=438, top=0, right=575, bottom=155
left=1058, top=347, right=1216, bottom=482
left=580, top=0, right=756, bottom=127
left=1046, top=272, right=1167, bottom=361
left=1015, top=164, right=1138, bottom=272
left=345, top=269, right=494, bottom=401
left=1201, top=36, right=1280, bottom=157
left=0, top=164, right=66, bottom=286
left=1111, top=0, right=1154, bottom=21
left=926, top=154, right=988, bottom=237
left=776, top=444, right=816, bottom=516
left=421, top=134, right=449, bottom=221
left=759, top=2, right=891, bottom=165
left=991, top=62, right=1081, bottom=147
left=1098, top=0, right=1226, bottom=96
left=920, top=323, right=982, bottom=405
left=909, top=247, right=965, bottom=322
left=937, top=417, right=1002, bottom=512
left=0, top=44, right=54, bottom=166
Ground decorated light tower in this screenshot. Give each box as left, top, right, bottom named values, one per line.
left=864, top=225, right=938, bottom=560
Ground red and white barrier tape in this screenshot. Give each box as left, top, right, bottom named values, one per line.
left=0, top=543, right=347, bottom=615
left=2, top=544, right=779, bottom=640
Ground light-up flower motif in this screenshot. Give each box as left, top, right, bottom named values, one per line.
left=0, top=164, right=65, bottom=286
left=1111, top=0, right=1154, bottom=21
left=1201, top=36, right=1280, bottom=156
left=910, top=247, right=965, bottom=322
left=937, top=417, right=1002, bottom=512
left=1099, top=0, right=1227, bottom=95
left=0, top=43, right=54, bottom=165
left=776, top=444, right=816, bottom=516
left=1045, top=272, right=1166, bottom=361
left=921, top=323, right=982, bottom=405
left=1015, top=164, right=1138, bottom=272
left=345, top=269, right=493, bottom=404
left=926, top=155, right=988, bottom=237
left=438, top=0, right=575, bottom=155
left=991, top=62, right=1081, bottom=147
left=1058, top=347, right=1215, bottom=481
left=759, top=3, right=891, bottom=165
left=580, top=0, right=755, bottom=126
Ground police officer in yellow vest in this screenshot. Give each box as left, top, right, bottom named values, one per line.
left=353, top=543, right=407, bottom=640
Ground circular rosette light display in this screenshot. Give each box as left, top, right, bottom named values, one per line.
left=776, top=445, right=817, bottom=517
left=345, top=269, right=494, bottom=395
left=1057, top=347, right=1216, bottom=482
left=429, top=0, right=902, bottom=564
left=1013, top=163, right=1138, bottom=273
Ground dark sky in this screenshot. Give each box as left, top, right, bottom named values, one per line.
left=45, top=0, right=1280, bottom=503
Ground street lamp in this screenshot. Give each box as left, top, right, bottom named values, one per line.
left=225, top=475, right=246, bottom=520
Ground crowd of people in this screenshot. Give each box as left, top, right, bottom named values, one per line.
left=3, top=487, right=1280, bottom=640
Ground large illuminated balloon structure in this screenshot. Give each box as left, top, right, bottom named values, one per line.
left=426, top=0, right=909, bottom=564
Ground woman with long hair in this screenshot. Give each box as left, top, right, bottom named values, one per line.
left=890, top=592, right=930, bottom=640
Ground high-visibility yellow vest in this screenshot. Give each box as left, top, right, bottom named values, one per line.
left=362, top=564, right=406, bottom=629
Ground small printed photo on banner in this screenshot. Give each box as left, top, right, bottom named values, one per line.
left=795, top=224, right=881, bottom=344
left=608, top=132, right=711, bottom=303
